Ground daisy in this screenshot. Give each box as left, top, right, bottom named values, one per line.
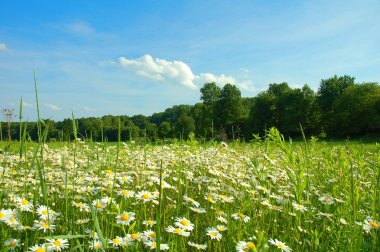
left=117, top=189, right=135, bottom=198
left=236, top=241, right=256, bottom=252
left=190, top=207, right=206, bottom=214
left=174, top=217, right=194, bottom=231
left=188, top=241, right=207, bottom=250
left=362, top=217, right=379, bottom=233
left=143, top=219, right=156, bottom=227
left=206, top=227, right=222, bottom=240
left=292, top=202, right=307, bottom=212
left=232, top=212, right=250, bottom=223
left=116, top=211, right=135, bottom=225
left=72, top=201, right=90, bottom=212
left=144, top=241, right=169, bottom=250
left=269, top=238, right=292, bottom=252
left=33, top=219, right=56, bottom=232
left=16, top=197, right=33, bottom=212
left=142, top=230, right=156, bottom=240
left=28, top=244, right=50, bottom=252
left=109, top=236, right=124, bottom=247
left=136, top=191, right=157, bottom=202
left=217, top=215, right=228, bottom=224
left=92, top=199, right=106, bottom=212
left=36, top=205, right=58, bottom=220
left=0, top=208, right=12, bottom=222
left=46, top=239, right=69, bottom=251
left=216, top=225, right=227, bottom=232
left=318, top=195, right=334, bottom=205
left=88, top=240, right=103, bottom=250
left=4, top=238, right=21, bottom=250
left=165, top=225, right=191, bottom=237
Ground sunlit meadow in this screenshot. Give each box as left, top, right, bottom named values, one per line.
left=0, top=126, right=379, bottom=251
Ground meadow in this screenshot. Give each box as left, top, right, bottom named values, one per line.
left=0, top=128, right=379, bottom=251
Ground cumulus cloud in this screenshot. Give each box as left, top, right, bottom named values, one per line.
left=0, top=43, right=8, bottom=51
left=44, top=103, right=61, bottom=111
left=106, top=54, right=255, bottom=92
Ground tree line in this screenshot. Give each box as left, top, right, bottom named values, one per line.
left=1, top=75, right=380, bottom=142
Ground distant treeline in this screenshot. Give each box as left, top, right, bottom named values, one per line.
left=1, top=75, right=380, bottom=142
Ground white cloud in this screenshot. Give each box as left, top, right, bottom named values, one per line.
left=22, top=101, right=34, bottom=108
left=44, top=103, right=61, bottom=111
left=0, top=43, right=8, bottom=51
left=118, top=55, right=197, bottom=89
left=107, top=54, right=255, bottom=92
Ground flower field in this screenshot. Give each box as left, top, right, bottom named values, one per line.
left=0, top=132, right=379, bottom=251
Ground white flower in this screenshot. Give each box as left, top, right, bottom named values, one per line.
left=269, top=238, right=291, bottom=252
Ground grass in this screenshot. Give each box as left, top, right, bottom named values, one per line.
left=0, top=131, right=379, bottom=251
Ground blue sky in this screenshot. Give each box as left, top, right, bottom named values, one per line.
left=1, top=0, right=379, bottom=121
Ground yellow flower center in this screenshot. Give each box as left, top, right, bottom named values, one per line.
left=105, top=170, right=113, bottom=174
left=174, top=228, right=183, bottom=234
left=21, top=199, right=28, bottom=205
left=0, top=213, right=4, bottom=218
left=96, top=203, right=103, bottom=208
left=42, top=210, right=48, bottom=215
left=53, top=240, right=61, bottom=246
left=121, top=213, right=129, bottom=221
left=151, top=242, right=156, bottom=248
left=277, top=243, right=285, bottom=249
left=94, top=244, right=101, bottom=249
left=122, top=190, right=129, bottom=196
left=238, top=213, right=245, bottom=218
left=370, top=221, right=379, bottom=228
left=210, top=231, right=217, bottom=236
left=131, top=233, right=140, bottom=239
left=142, top=193, right=150, bottom=199
left=247, top=242, right=255, bottom=248
left=148, top=232, right=156, bottom=238
left=24, top=225, right=31, bottom=230
left=42, top=223, right=49, bottom=228
left=180, top=220, right=189, bottom=226
left=77, top=202, right=84, bottom=207
left=35, top=248, right=46, bottom=252
left=122, top=177, right=128, bottom=181
left=9, top=241, right=16, bottom=247
left=113, top=238, right=121, bottom=244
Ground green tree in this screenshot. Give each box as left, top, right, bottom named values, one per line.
left=216, top=83, right=244, bottom=139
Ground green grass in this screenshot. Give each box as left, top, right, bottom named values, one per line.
left=0, top=131, right=379, bottom=251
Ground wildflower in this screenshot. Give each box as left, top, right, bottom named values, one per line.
left=136, top=191, right=157, bottom=202
left=190, top=206, right=206, bottom=214
left=144, top=241, right=169, bottom=250
left=36, top=205, right=58, bottom=220
left=269, top=238, right=291, bottom=252
left=117, top=189, right=135, bottom=198
left=217, top=215, right=228, bottom=224
left=165, top=225, right=191, bottom=237
left=232, top=212, right=250, bottom=223
left=319, top=195, right=334, bottom=205
left=16, top=197, right=33, bottom=212
left=236, top=241, right=256, bottom=252
left=188, top=241, right=207, bottom=250
left=5, top=238, right=21, bottom=250
left=183, top=195, right=200, bottom=207
left=28, top=244, right=50, bottom=252
left=116, top=211, right=135, bottom=226
left=216, top=225, right=227, bottom=232
left=33, top=219, right=56, bottom=232
left=174, top=217, right=194, bottom=231
left=206, top=227, right=222, bottom=240
left=46, top=239, right=69, bottom=251
left=109, top=236, right=123, bottom=247
left=292, top=202, right=307, bottom=212
left=142, top=230, right=156, bottom=240
left=92, top=199, right=106, bottom=212
left=72, top=201, right=90, bottom=212
left=143, top=219, right=156, bottom=227
left=88, top=240, right=103, bottom=250
left=362, top=217, right=379, bottom=233
left=129, top=232, right=142, bottom=241
left=0, top=208, right=12, bottom=222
